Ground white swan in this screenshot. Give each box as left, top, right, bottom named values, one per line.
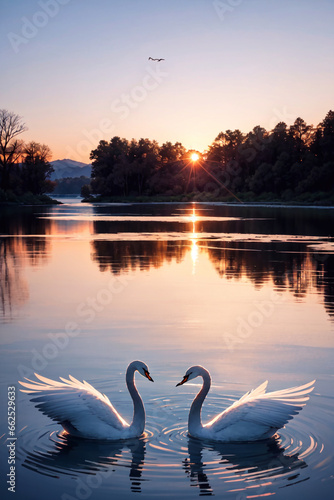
left=176, top=366, right=315, bottom=442
left=19, top=361, right=153, bottom=440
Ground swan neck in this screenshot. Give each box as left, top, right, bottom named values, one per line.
left=126, top=365, right=145, bottom=434
left=189, top=369, right=211, bottom=434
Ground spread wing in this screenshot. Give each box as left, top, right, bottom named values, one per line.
left=19, top=373, right=129, bottom=433
left=205, top=380, right=315, bottom=433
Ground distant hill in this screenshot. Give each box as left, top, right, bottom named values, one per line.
left=50, top=159, right=92, bottom=180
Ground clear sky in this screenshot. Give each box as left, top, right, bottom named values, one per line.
left=1, top=0, right=333, bottom=163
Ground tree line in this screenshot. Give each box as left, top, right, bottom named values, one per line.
left=0, top=109, right=55, bottom=202
left=1, top=107, right=333, bottom=204
left=86, top=110, right=334, bottom=203
left=53, top=176, right=90, bottom=195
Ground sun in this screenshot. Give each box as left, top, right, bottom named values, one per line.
left=191, top=152, right=199, bottom=162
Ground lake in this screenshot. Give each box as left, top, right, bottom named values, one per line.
left=0, top=198, right=333, bottom=499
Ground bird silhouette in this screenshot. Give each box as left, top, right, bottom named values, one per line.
left=148, top=57, right=165, bottom=62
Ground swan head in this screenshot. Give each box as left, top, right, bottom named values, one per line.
left=132, top=361, right=154, bottom=382
left=176, top=365, right=205, bottom=386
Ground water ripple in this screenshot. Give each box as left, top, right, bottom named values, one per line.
left=3, top=391, right=331, bottom=498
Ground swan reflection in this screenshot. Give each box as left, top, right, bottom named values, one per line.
left=22, top=432, right=147, bottom=493
left=183, top=435, right=308, bottom=496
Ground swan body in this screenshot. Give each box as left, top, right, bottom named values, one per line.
left=177, top=366, right=315, bottom=442
left=19, top=361, right=153, bottom=440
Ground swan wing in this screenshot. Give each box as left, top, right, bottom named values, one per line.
left=205, top=380, right=315, bottom=433
left=19, top=373, right=129, bottom=432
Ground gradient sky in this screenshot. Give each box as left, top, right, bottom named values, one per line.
left=1, top=0, right=333, bottom=163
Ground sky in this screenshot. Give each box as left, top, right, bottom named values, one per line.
left=1, top=0, right=333, bottom=163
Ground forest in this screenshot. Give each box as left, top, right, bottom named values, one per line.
left=1, top=108, right=333, bottom=205
left=53, top=176, right=90, bottom=195
left=85, top=110, right=334, bottom=204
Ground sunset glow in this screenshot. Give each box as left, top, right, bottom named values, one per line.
left=191, top=153, right=200, bottom=162
left=1, top=2, right=333, bottom=163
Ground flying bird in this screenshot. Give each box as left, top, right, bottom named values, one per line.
left=19, top=361, right=154, bottom=440
left=177, top=365, right=315, bottom=442
left=148, top=57, right=165, bottom=62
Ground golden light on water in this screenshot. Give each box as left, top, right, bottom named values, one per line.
left=190, top=206, right=197, bottom=225
left=190, top=207, right=199, bottom=272
left=191, top=238, right=199, bottom=271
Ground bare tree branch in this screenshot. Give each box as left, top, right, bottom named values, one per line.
left=0, top=109, right=27, bottom=190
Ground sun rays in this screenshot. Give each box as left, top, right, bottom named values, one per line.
left=179, top=150, right=243, bottom=203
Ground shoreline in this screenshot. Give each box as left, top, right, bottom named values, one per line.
left=80, top=194, right=334, bottom=209
left=0, top=193, right=61, bottom=206
left=1, top=193, right=333, bottom=209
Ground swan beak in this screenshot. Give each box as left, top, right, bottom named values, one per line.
left=144, top=370, right=154, bottom=382
left=176, top=375, right=189, bottom=387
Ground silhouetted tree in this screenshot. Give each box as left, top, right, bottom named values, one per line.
left=0, top=109, right=27, bottom=190
left=207, top=129, right=244, bottom=165
left=20, top=142, right=55, bottom=195
left=289, top=117, right=312, bottom=163
left=319, top=110, right=334, bottom=162
left=159, top=141, right=185, bottom=164
left=149, top=141, right=187, bottom=195
left=90, top=137, right=130, bottom=195
left=128, top=138, right=159, bottom=195
left=81, top=183, right=92, bottom=198
left=88, top=110, right=334, bottom=202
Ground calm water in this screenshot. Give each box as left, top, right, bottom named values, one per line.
left=1, top=199, right=334, bottom=499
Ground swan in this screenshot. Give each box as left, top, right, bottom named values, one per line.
left=176, top=366, right=315, bottom=442
left=19, top=361, right=154, bottom=440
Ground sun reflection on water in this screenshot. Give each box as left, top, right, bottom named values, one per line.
left=189, top=207, right=199, bottom=273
